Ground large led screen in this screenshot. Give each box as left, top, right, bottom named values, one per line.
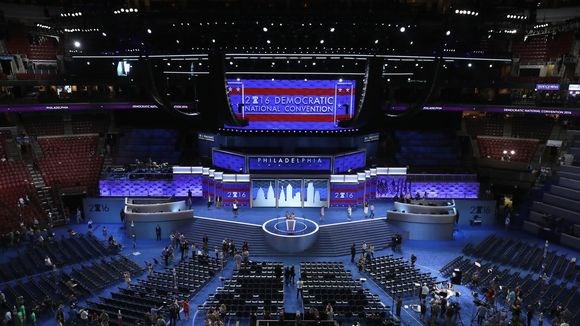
left=212, top=149, right=247, bottom=173
left=333, top=150, right=366, bottom=173
left=226, top=79, right=356, bottom=130
left=303, top=179, right=329, bottom=208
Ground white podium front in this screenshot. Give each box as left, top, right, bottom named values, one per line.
left=286, top=219, right=296, bottom=233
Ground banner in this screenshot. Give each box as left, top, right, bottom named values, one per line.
left=248, top=155, right=332, bottom=172
left=226, top=79, right=356, bottom=130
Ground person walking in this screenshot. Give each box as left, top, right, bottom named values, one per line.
left=289, top=266, right=296, bottom=284
left=350, top=243, right=356, bottom=263
left=296, top=278, right=304, bottom=298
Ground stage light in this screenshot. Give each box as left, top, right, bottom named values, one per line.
left=339, top=78, right=343, bottom=82
left=266, top=40, right=271, bottom=44
left=229, top=61, right=233, bottom=65
left=455, top=9, right=459, bottom=14
left=374, top=39, right=379, bottom=44
left=489, top=64, right=493, bottom=68
left=73, top=41, right=81, bottom=48
left=330, top=27, right=335, bottom=32
left=263, top=27, right=268, bottom=32
left=446, top=30, right=451, bottom=36
left=102, top=32, right=107, bottom=36
left=86, top=61, right=90, bottom=65
left=510, top=150, right=515, bottom=155
left=147, top=28, right=152, bottom=34
left=320, top=39, right=325, bottom=44
left=468, top=63, right=472, bottom=67
left=399, top=26, right=406, bottom=32
left=211, top=39, right=216, bottom=43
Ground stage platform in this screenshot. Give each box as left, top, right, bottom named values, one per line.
left=188, top=198, right=395, bottom=226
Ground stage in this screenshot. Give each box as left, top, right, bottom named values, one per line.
left=188, top=198, right=395, bottom=226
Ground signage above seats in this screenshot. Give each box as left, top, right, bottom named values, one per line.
left=536, top=83, right=560, bottom=91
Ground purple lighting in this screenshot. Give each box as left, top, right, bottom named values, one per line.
left=99, top=174, right=203, bottom=197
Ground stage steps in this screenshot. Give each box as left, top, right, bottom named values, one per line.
left=182, top=217, right=395, bottom=257
left=311, top=218, right=395, bottom=256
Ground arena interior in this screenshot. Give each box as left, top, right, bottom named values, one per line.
left=0, top=0, right=579, bottom=325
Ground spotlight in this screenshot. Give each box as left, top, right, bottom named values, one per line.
left=374, top=39, right=379, bottom=44
left=73, top=41, right=81, bottom=48
left=468, top=63, right=472, bottom=67
left=262, top=27, right=268, bottom=32
left=320, top=39, right=325, bottom=44
left=399, top=26, right=406, bottom=32
left=266, top=40, right=271, bottom=44
left=446, top=30, right=451, bottom=36
left=102, top=32, right=107, bottom=36
left=147, top=28, right=152, bottom=34
left=330, top=27, right=335, bottom=32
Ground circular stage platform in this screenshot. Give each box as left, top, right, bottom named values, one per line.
left=262, top=217, right=319, bottom=253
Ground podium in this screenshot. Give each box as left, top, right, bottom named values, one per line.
left=286, top=219, right=296, bottom=234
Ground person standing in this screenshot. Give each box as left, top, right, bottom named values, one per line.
left=320, top=206, right=325, bottom=222
left=234, top=251, right=242, bottom=270
left=369, top=203, right=375, bottom=218
left=207, top=195, right=212, bottom=210
left=347, top=205, right=352, bottom=220
left=155, top=225, right=161, bottom=241
left=325, top=303, right=333, bottom=321
left=363, top=201, right=369, bottom=218
left=351, top=243, right=356, bottom=263
left=504, top=212, right=511, bottom=231
left=76, top=208, right=82, bottom=224
left=232, top=200, right=239, bottom=217
left=183, top=300, right=190, bottom=320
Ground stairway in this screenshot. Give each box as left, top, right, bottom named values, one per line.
left=182, top=218, right=268, bottom=255
left=312, top=218, right=395, bottom=256
left=25, top=163, right=63, bottom=225
left=182, top=218, right=395, bottom=257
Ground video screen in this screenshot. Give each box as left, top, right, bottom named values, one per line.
left=333, top=150, right=366, bottom=173
left=225, top=79, right=356, bottom=130
left=212, top=149, right=247, bottom=173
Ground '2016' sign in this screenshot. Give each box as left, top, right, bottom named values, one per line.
left=225, top=192, right=247, bottom=198
left=334, top=192, right=355, bottom=199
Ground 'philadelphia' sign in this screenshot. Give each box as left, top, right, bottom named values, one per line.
left=248, top=156, right=332, bottom=172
